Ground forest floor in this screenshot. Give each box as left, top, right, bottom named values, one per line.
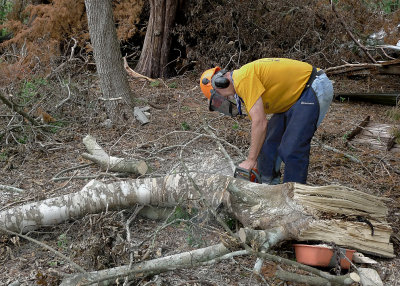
left=0, top=71, right=399, bottom=285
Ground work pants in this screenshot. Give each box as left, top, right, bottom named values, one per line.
left=257, top=73, right=333, bottom=184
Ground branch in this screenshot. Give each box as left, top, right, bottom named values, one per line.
left=0, top=184, right=25, bottom=193
left=313, top=138, right=361, bottom=164
left=204, top=126, right=237, bottom=172
left=60, top=243, right=234, bottom=285
left=0, top=92, right=41, bottom=126
left=82, top=135, right=148, bottom=175
left=257, top=252, right=360, bottom=285
left=325, top=62, right=382, bottom=75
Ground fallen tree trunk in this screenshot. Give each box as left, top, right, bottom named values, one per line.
left=0, top=174, right=394, bottom=258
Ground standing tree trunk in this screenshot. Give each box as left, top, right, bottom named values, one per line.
left=85, top=0, right=134, bottom=120
left=135, top=0, right=179, bottom=78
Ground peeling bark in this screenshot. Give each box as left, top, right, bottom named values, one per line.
left=0, top=174, right=394, bottom=257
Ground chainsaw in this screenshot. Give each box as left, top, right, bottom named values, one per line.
left=233, top=166, right=261, bottom=183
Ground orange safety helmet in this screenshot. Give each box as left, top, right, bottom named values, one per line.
left=200, top=66, right=221, bottom=99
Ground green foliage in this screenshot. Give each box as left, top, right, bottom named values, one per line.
left=18, top=78, right=47, bottom=105
left=149, top=80, right=160, bottom=88
left=168, top=82, right=177, bottom=89
left=391, top=126, right=400, bottom=144
left=17, top=136, right=27, bottom=144
left=57, top=234, right=69, bottom=249
left=342, top=131, right=351, bottom=141
left=377, top=0, right=399, bottom=13
left=0, top=150, right=8, bottom=161
left=232, top=122, right=239, bottom=130
left=168, top=206, right=192, bottom=222
left=362, top=0, right=400, bottom=13
left=224, top=216, right=238, bottom=231
left=181, top=121, right=190, bottom=130
left=0, top=1, right=13, bottom=36
left=48, top=121, right=65, bottom=134
left=387, top=106, right=400, bottom=121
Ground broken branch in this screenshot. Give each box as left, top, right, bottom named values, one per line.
left=82, top=135, right=148, bottom=175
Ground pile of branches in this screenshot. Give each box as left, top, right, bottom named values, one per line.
left=174, top=0, right=400, bottom=70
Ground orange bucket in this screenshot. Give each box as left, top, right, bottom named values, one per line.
left=293, top=244, right=355, bottom=269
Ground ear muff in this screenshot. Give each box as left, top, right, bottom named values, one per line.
left=214, top=77, right=230, bottom=88
left=212, top=69, right=230, bottom=89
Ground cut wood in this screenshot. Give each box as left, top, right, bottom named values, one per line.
left=346, top=116, right=370, bottom=141
left=0, top=174, right=394, bottom=258
left=82, top=134, right=148, bottom=174
left=358, top=268, right=384, bottom=286
left=133, top=106, right=150, bottom=125
left=348, top=122, right=400, bottom=152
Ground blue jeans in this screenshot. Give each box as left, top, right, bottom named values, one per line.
left=258, top=73, right=333, bottom=184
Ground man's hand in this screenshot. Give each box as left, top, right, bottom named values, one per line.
left=239, top=159, right=257, bottom=171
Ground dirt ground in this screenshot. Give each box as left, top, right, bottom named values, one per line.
left=0, top=71, right=399, bottom=285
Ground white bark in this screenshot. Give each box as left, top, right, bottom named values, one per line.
left=82, top=135, right=148, bottom=175
left=0, top=174, right=394, bottom=257
left=0, top=174, right=227, bottom=233
left=60, top=243, right=233, bottom=286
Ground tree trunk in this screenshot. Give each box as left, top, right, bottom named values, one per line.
left=0, top=174, right=394, bottom=258
left=85, top=0, right=134, bottom=120
left=135, top=0, right=179, bottom=78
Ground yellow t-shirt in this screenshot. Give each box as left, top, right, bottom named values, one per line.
left=232, top=58, right=313, bottom=115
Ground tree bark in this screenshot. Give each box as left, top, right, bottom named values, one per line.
left=60, top=240, right=360, bottom=286
left=82, top=135, right=148, bottom=174
left=135, top=0, right=179, bottom=78
left=0, top=174, right=394, bottom=258
left=85, top=0, right=134, bottom=120
left=60, top=243, right=236, bottom=286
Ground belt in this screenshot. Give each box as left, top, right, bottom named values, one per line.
left=306, top=67, right=324, bottom=88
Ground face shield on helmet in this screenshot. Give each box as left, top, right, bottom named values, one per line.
left=200, top=67, right=241, bottom=117
left=208, top=90, right=240, bottom=117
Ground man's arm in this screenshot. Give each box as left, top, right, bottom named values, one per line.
left=239, top=97, right=267, bottom=170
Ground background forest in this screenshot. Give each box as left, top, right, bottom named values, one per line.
left=1, top=0, right=400, bottom=285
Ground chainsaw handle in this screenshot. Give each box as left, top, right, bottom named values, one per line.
left=234, top=166, right=261, bottom=184
left=250, top=168, right=261, bottom=183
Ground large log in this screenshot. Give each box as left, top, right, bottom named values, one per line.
left=0, top=174, right=394, bottom=257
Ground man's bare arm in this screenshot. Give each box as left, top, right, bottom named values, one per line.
left=239, top=97, right=267, bottom=170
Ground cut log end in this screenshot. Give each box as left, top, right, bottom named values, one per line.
left=137, top=160, right=148, bottom=175
left=350, top=272, right=361, bottom=283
